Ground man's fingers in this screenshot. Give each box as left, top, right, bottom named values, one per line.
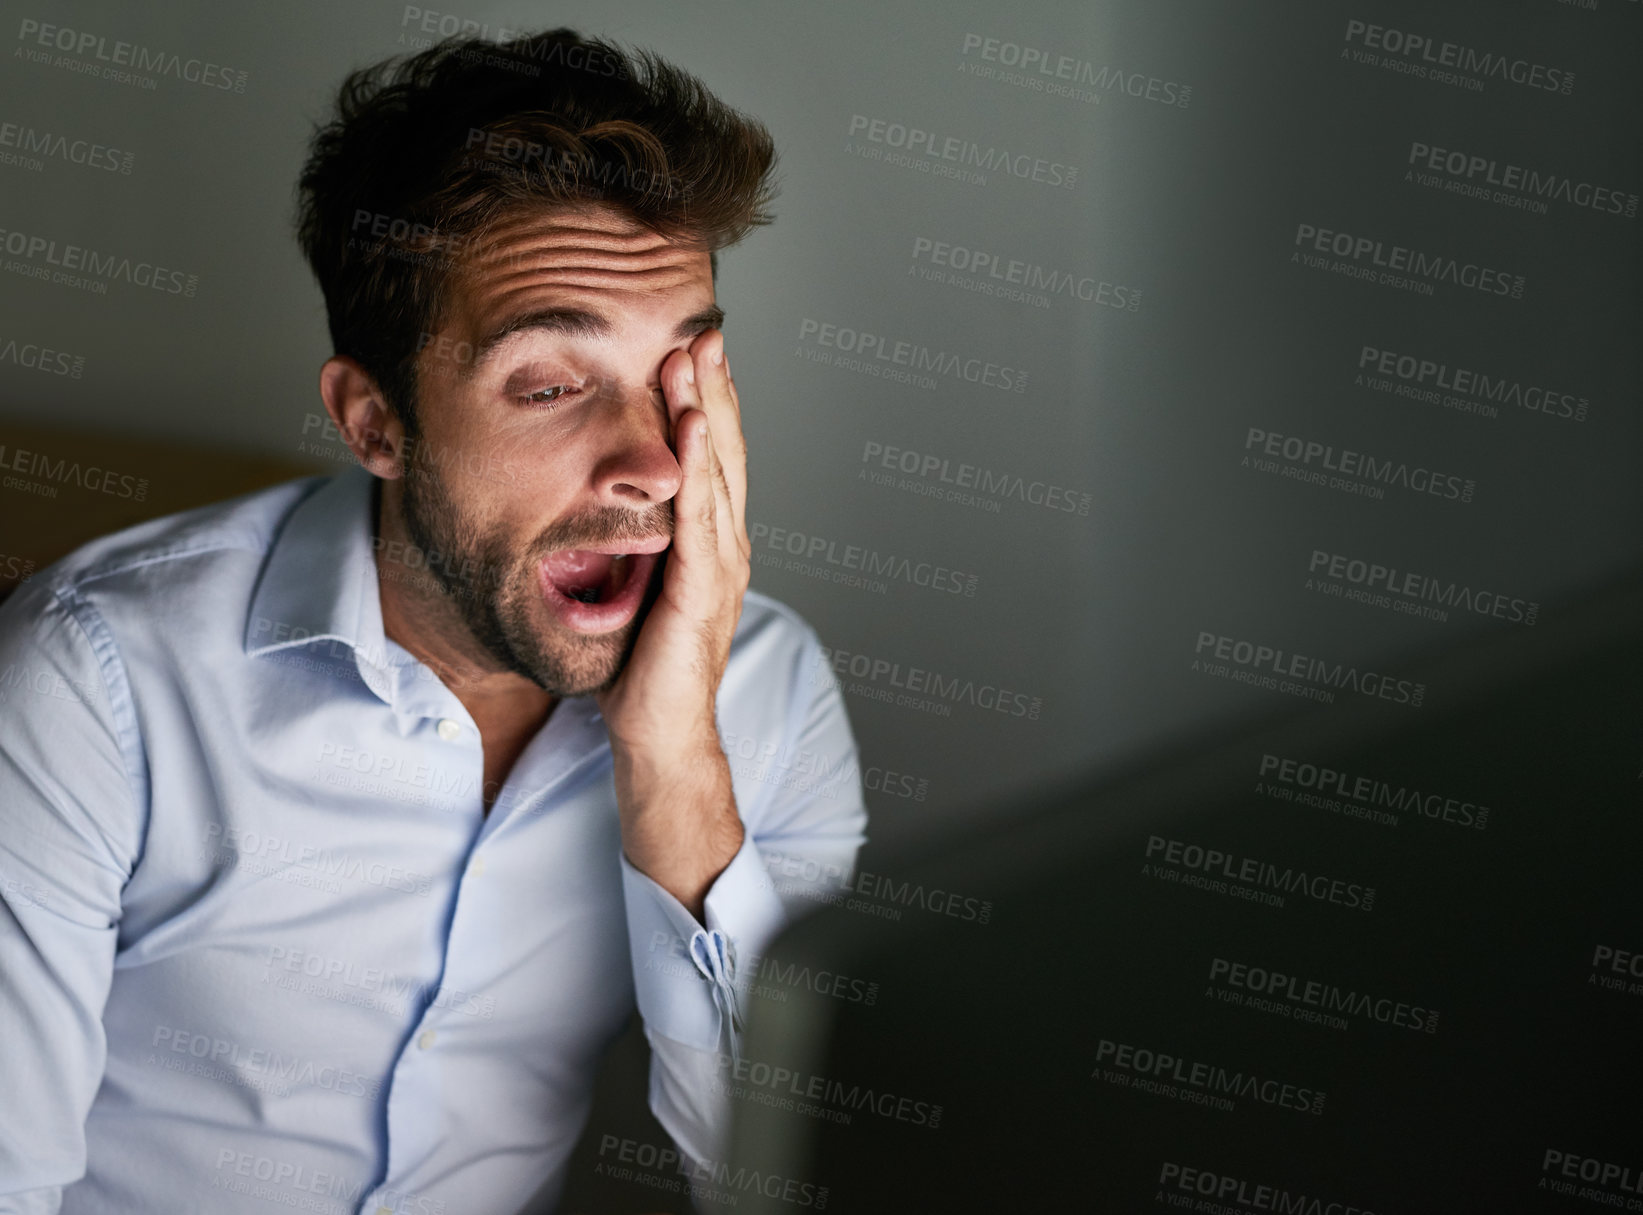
left=704, top=333, right=742, bottom=429
left=660, top=336, right=746, bottom=568
left=721, top=357, right=746, bottom=543
left=661, top=347, right=699, bottom=429
left=703, top=418, right=741, bottom=562
left=677, top=410, right=718, bottom=564
left=663, top=339, right=741, bottom=497
left=660, top=353, right=717, bottom=552
left=689, top=330, right=747, bottom=539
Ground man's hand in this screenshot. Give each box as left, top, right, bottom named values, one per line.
left=595, top=328, right=749, bottom=918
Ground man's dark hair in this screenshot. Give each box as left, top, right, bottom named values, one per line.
left=295, top=29, right=778, bottom=433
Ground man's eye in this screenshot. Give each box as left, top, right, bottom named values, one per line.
left=520, top=385, right=575, bottom=409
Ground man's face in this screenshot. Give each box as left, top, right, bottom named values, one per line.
left=396, top=202, right=720, bottom=697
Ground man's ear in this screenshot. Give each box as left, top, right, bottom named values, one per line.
left=318, top=355, right=407, bottom=480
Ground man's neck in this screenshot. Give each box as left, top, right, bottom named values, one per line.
left=373, top=478, right=556, bottom=809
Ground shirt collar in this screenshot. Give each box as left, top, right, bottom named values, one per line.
left=242, top=462, right=609, bottom=746
left=245, top=462, right=387, bottom=673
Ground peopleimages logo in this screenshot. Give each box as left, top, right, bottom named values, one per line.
left=750, top=521, right=980, bottom=598
left=1342, top=18, right=1574, bottom=95
left=1156, top=1162, right=1377, bottom=1213
left=1588, top=944, right=1643, bottom=998
left=1259, top=752, right=1490, bottom=831
left=814, top=643, right=1043, bottom=720
left=1308, top=548, right=1538, bottom=627
left=1356, top=343, right=1589, bottom=422
left=0, top=442, right=148, bottom=500
left=846, top=113, right=1077, bottom=188
left=712, top=1052, right=944, bottom=1130
left=262, top=945, right=493, bottom=1019
left=759, top=849, right=994, bottom=925
left=0, top=224, right=198, bottom=296
left=0, top=336, right=86, bottom=378
left=1243, top=425, right=1475, bottom=505
left=595, top=1135, right=828, bottom=1209
left=910, top=234, right=1141, bottom=311
left=0, top=662, right=98, bottom=708
left=860, top=441, right=1091, bottom=517
left=649, top=932, right=881, bottom=1006
left=1093, top=1037, right=1326, bottom=1115
left=1406, top=141, right=1637, bottom=220
left=1194, top=629, right=1427, bottom=709
left=1145, top=834, right=1376, bottom=912
left=1540, top=1150, right=1643, bottom=1204
left=1292, top=222, right=1525, bottom=299
left=210, top=1149, right=445, bottom=1215
left=1207, top=956, right=1440, bottom=1033
left=203, top=822, right=436, bottom=895
left=147, top=1026, right=380, bottom=1100
left=798, top=318, right=1030, bottom=393
left=0, top=120, right=133, bottom=173
left=15, top=18, right=250, bottom=92
left=958, top=32, right=1194, bottom=108
left=719, top=726, right=931, bottom=803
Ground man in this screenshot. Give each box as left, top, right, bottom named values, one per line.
left=0, top=29, right=867, bottom=1215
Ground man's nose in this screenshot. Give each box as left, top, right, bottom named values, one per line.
left=591, top=383, right=683, bottom=505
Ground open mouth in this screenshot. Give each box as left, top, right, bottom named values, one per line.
left=537, top=535, right=669, bottom=632
left=544, top=550, right=637, bottom=605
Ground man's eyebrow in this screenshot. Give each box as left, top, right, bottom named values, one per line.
left=674, top=304, right=726, bottom=342
left=466, top=303, right=726, bottom=375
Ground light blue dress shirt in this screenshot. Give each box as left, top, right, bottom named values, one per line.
left=0, top=464, right=867, bottom=1215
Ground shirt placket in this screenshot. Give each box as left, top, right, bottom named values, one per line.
left=359, top=660, right=485, bottom=1215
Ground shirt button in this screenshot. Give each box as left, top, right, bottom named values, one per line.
left=436, top=719, right=461, bottom=742
left=376, top=1208, right=394, bottom=1215
left=469, top=856, right=486, bottom=878
left=418, top=1029, right=437, bottom=1050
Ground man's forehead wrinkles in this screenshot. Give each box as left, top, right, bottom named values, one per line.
left=442, top=206, right=717, bottom=372
left=469, top=264, right=700, bottom=311
left=470, top=235, right=683, bottom=263
left=456, top=208, right=708, bottom=299
left=468, top=252, right=695, bottom=280
left=471, top=217, right=680, bottom=257
left=460, top=251, right=701, bottom=300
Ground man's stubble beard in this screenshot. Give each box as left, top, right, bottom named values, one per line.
left=397, top=436, right=670, bottom=697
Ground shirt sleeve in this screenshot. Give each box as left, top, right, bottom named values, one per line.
left=0, top=584, right=147, bottom=1213
left=618, top=623, right=869, bottom=1167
